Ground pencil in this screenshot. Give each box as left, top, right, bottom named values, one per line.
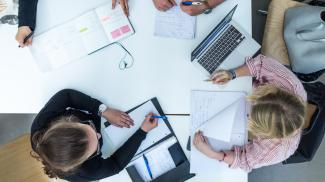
left=165, top=114, right=190, bottom=116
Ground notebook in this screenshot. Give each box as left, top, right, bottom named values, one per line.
left=103, top=100, right=172, bottom=156
left=154, top=0, right=196, bottom=39
left=30, top=3, right=134, bottom=72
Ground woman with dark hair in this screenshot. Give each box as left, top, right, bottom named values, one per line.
left=31, top=89, right=158, bottom=181
left=16, top=0, right=130, bottom=47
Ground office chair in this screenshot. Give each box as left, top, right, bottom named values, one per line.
left=258, top=0, right=325, bottom=164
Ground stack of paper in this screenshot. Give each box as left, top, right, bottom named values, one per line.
left=190, top=90, right=247, bottom=173
left=154, top=0, right=196, bottom=39
left=103, top=100, right=171, bottom=156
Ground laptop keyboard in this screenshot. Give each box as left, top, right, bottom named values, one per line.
left=198, top=25, right=245, bottom=74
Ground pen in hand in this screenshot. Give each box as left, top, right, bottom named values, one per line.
left=151, top=115, right=168, bottom=120
left=182, top=1, right=203, bottom=6
left=18, top=32, right=33, bottom=48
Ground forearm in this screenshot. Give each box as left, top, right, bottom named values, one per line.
left=18, top=0, right=39, bottom=30
left=207, top=0, right=225, bottom=8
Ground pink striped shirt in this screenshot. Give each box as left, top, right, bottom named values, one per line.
left=230, top=55, right=307, bottom=172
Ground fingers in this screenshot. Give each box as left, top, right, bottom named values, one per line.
left=16, top=35, right=26, bottom=48
left=112, top=0, right=116, bottom=9
left=122, top=112, right=134, bottom=125
left=151, top=118, right=158, bottom=127
left=124, top=0, right=129, bottom=16
left=120, top=0, right=129, bottom=16
left=156, top=0, right=174, bottom=11
left=112, top=123, right=123, bottom=128
left=211, top=71, right=230, bottom=84
left=169, top=0, right=177, bottom=6
left=26, top=38, right=33, bottom=46
left=119, top=119, right=130, bottom=128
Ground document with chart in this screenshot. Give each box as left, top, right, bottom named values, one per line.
left=190, top=90, right=248, bottom=173
left=30, top=3, right=134, bottom=72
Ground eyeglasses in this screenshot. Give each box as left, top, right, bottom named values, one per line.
left=80, top=120, right=101, bottom=160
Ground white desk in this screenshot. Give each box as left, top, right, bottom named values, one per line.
left=1, top=0, right=253, bottom=181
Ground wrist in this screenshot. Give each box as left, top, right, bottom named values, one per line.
left=229, top=69, right=237, bottom=80
left=140, top=126, right=149, bottom=133
left=98, top=104, right=108, bottom=116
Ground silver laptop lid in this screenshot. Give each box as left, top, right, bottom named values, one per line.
left=191, top=5, right=238, bottom=61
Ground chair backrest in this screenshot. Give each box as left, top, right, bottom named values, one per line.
left=0, top=134, right=50, bottom=181
left=261, top=0, right=305, bottom=66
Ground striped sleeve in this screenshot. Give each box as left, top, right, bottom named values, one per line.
left=245, top=54, right=307, bottom=101
left=230, top=139, right=283, bottom=172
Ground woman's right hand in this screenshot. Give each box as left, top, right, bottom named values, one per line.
left=141, top=112, right=158, bottom=132
left=152, top=0, right=177, bottom=12
left=211, top=70, right=232, bottom=85
left=16, top=26, right=33, bottom=48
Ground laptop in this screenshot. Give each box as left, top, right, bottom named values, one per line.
left=191, top=5, right=260, bottom=76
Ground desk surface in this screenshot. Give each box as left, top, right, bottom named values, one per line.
left=1, top=0, right=251, bottom=181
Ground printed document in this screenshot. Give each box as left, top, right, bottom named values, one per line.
left=154, top=0, right=196, bottom=39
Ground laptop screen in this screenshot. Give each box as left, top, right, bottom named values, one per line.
left=191, top=5, right=238, bottom=61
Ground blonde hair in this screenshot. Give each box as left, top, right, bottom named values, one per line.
left=247, top=85, right=306, bottom=139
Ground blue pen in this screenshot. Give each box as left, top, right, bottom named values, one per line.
left=151, top=115, right=167, bottom=120
left=182, top=1, right=203, bottom=6
left=143, top=155, right=153, bottom=179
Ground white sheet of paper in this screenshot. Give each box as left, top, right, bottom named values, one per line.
left=199, top=99, right=241, bottom=142
left=104, top=100, right=171, bottom=156
left=190, top=90, right=246, bottom=133
left=154, top=0, right=196, bottom=39
left=130, top=137, right=177, bottom=181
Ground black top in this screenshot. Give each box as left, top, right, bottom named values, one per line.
left=31, top=89, right=147, bottom=182
left=18, top=0, right=38, bottom=30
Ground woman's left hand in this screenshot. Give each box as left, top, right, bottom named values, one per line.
left=112, top=0, right=129, bottom=16
left=102, top=108, right=134, bottom=128
left=193, top=131, right=217, bottom=158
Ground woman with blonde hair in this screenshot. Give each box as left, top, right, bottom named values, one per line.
left=193, top=55, right=307, bottom=171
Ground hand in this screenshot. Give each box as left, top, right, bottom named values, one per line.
left=141, top=112, right=158, bottom=132
left=180, top=0, right=210, bottom=16
left=112, top=0, right=129, bottom=16
left=152, top=0, right=177, bottom=12
left=210, top=70, right=232, bottom=85
left=193, top=131, right=218, bottom=159
left=102, top=108, right=134, bottom=128
left=15, top=26, right=33, bottom=48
